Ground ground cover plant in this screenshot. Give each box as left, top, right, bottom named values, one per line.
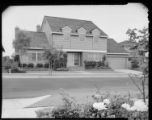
left=35, top=88, right=148, bottom=119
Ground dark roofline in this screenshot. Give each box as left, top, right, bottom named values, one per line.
left=44, top=16, right=92, bottom=22
left=43, top=16, right=108, bottom=36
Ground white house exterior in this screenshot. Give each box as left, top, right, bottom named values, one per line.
left=15, top=16, right=129, bottom=69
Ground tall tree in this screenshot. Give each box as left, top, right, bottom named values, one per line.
left=12, top=30, right=31, bottom=67
left=127, top=27, right=149, bottom=103
left=43, top=47, right=67, bottom=74
left=13, top=31, right=31, bottom=55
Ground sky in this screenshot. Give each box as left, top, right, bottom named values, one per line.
left=2, top=3, right=149, bottom=57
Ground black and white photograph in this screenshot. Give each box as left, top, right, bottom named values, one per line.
left=2, top=3, right=149, bottom=118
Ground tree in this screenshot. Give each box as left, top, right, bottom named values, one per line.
left=43, top=47, right=67, bottom=74
left=126, top=27, right=149, bottom=103
left=13, top=31, right=31, bottom=55
left=126, top=28, right=139, bottom=42
left=12, top=30, right=31, bottom=67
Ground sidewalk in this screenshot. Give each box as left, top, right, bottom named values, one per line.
left=2, top=95, right=52, bottom=118
left=114, top=69, right=142, bottom=75
left=2, top=71, right=129, bottom=78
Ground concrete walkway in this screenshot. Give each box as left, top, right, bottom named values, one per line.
left=114, top=69, right=142, bottom=75
left=2, top=95, right=52, bottom=118
left=2, top=71, right=130, bottom=78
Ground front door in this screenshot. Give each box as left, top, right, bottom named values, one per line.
left=74, top=53, right=80, bottom=66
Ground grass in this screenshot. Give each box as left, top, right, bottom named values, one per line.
left=2, top=77, right=142, bottom=99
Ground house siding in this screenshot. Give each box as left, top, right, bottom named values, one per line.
left=20, top=50, right=47, bottom=65
left=83, top=52, right=105, bottom=61
left=52, top=34, right=107, bottom=51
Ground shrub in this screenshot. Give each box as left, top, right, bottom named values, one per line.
left=27, top=63, right=34, bottom=68
left=84, top=61, right=110, bottom=69
left=35, top=92, right=148, bottom=119
left=44, top=63, right=49, bottom=68
left=131, top=59, right=139, bottom=69
left=22, top=63, right=27, bottom=68
left=11, top=68, right=26, bottom=73
left=36, top=63, right=43, bottom=68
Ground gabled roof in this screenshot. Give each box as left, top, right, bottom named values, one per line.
left=22, top=30, right=50, bottom=49
left=43, top=16, right=108, bottom=36
left=119, top=40, right=137, bottom=46
left=107, top=38, right=128, bottom=53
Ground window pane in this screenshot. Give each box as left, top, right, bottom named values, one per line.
left=94, top=36, right=99, bottom=43
left=37, top=53, right=42, bottom=61
left=74, top=53, right=79, bottom=65
left=79, top=34, right=85, bottom=41
left=31, top=53, right=36, bottom=61
left=64, top=33, right=70, bottom=41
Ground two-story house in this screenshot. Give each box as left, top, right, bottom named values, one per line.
left=15, top=16, right=129, bottom=69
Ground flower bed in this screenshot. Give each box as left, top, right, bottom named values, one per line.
left=35, top=92, right=148, bottom=119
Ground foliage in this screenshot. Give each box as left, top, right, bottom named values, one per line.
left=36, top=92, right=148, bottom=119
left=27, top=63, right=34, bottom=68
left=43, top=48, right=67, bottom=70
left=126, top=27, right=149, bottom=103
left=44, top=63, right=49, bottom=68
left=128, top=73, right=148, bottom=103
left=2, top=56, right=13, bottom=70
left=84, top=61, right=110, bottom=69
left=131, top=58, right=139, bottom=69
left=22, top=63, right=27, bottom=68
left=36, top=63, right=43, bottom=68
left=84, top=55, right=109, bottom=69
left=126, top=27, right=149, bottom=70
left=13, top=31, right=31, bottom=54
left=11, top=68, right=26, bottom=73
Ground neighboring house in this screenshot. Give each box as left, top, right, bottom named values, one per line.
left=107, top=39, right=129, bottom=69
left=15, top=16, right=129, bottom=69
left=119, top=40, right=138, bottom=58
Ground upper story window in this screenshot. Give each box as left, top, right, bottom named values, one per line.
left=92, top=29, right=100, bottom=43
left=79, top=34, right=85, bottom=41
left=63, top=33, right=70, bottom=41
left=78, top=27, right=86, bottom=41
left=62, top=26, right=71, bottom=41
left=94, top=35, right=100, bottom=43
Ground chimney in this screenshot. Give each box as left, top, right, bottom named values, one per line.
left=36, top=25, right=41, bottom=32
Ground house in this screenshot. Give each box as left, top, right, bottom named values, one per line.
left=15, top=16, right=129, bottom=69
left=107, top=38, right=130, bottom=69
left=119, top=40, right=138, bottom=58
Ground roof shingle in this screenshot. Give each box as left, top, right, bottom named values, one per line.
left=44, top=16, right=108, bottom=36
left=107, top=38, right=128, bottom=53
left=22, top=31, right=50, bottom=49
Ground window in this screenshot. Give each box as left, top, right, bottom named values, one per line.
left=64, top=33, right=70, bottom=41
left=94, top=36, right=99, bottom=43
left=31, top=53, right=36, bottom=61
left=37, top=53, right=42, bottom=61
left=74, top=53, right=80, bottom=66
left=79, top=34, right=85, bottom=41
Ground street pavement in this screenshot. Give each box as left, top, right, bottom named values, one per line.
left=2, top=70, right=137, bottom=78
left=2, top=69, right=143, bottom=118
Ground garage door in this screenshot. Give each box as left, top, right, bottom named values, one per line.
left=108, top=57, right=127, bottom=69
